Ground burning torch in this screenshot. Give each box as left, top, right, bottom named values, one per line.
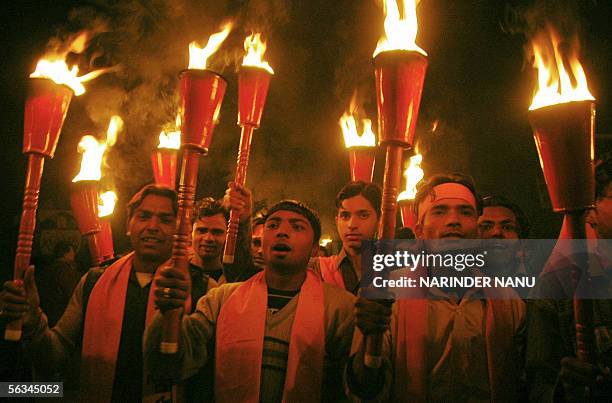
left=397, top=152, right=424, bottom=232
left=340, top=111, right=377, bottom=182
left=6, top=33, right=106, bottom=341
left=367, top=0, right=429, bottom=368
left=161, top=24, right=232, bottom=354
left=70, top=116, right=122, bottom=267
left=152, top=115, right=181, bottom=189
left=527, top=26, right=596, bottom=363
left=95, top=190, right=117, bottom=264
left=223, top=33, right=274, bottom=264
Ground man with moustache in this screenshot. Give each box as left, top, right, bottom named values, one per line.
left=478, top=195, right=531, bottom=276
left=313, top=181, right=382, bottom=295
left=145, top=200, right=355, bottom=402
left=0, top=184, right=178, bottom=402
left=347, top=173, right=526, bottom=402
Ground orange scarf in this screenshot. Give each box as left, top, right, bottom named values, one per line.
left=393, top=285, right=521, bottom=402
left=318, top=255, right=346, bottom=289
left=80, top=252, right=158, bottom=402
left=215, top=269, right=325, bottom=403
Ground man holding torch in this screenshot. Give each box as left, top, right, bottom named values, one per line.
left=347, top=174, right=526, bottom=402
left=145, top=200, right=355, bottom=402
left=0, top=184, right=178, bottom=402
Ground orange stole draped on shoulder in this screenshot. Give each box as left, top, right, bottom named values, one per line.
left=80, top=252, right=158, bottom=402
left=393, top=286, right=521, bottom=403
left=215, top=269, right=325, bottom=403
left=318, top=255, right=345, bottom=289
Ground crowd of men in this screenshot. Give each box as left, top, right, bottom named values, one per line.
left=0, top=158, right=611, bottom=402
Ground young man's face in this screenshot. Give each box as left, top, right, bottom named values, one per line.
left=251, top=223, right=265, bottom=268
left=478, top=206, right=521, bottom=271
left=263, top=210, right=317, bottom=271
left=416, top=198, right=478, bottom=241
left=478, top=206, right=520, bottom=239
left=335, top=195, right=379, bottom=252
left=128, top=194, right=176, bottom=262
left=192, top=213, right=227, bottom=263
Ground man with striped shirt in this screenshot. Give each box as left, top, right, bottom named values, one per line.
left=145, top=200, right=355, bottom=402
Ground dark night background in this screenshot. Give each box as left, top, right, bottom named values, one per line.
left=0, top=0, right=611, bottom=280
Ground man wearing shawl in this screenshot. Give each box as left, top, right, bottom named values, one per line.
left=145, top=200, right=355, bottom=402
left=347, top=173, right=526, bottom=402
left=0, top=184, right=178, bottom=402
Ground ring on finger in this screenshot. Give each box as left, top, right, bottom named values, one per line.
left=163, top=287, right=172, bottom=298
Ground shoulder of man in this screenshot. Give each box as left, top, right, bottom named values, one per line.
left=82, top=267, right=105, bottom=315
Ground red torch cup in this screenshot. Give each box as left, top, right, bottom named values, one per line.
left=398, top=199, right=417, bottom=231
left=348, top=146, right=376, bottom=183
left=88, top=219, right=114, bottom=265
left=366, top=50, right=428, bottom=369
left=6, top=79, right=73, bottom=341
left=161, top=69, right=227, bottom=354
left=70, top=181, right=103, bottom=265
left=528, top=100, right=596, bottom=363
left=528, top=101, right=595, bottom=212
left=151, top=148, right=178, bottom=189
left=223, top=66, right=272, bottom=264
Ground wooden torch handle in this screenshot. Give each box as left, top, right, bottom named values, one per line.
left=365, top=145, right=404, bottom=368
left=161, top=149, right=200, bottom=353
left=223, top=125, right=254, bottom=264
left=5, top=154, right=45, bottom=341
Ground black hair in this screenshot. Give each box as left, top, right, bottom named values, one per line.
left=482, top=195, right=530, bottom=238
left=194, top=197, right=229, bottom=224
left=127, top=184, right=178, bottom=220
left=414, top=173, right=482, bottom=220
left=264, top=200, right=322, bottom=244
left=335, top=181, right=382, bottom=217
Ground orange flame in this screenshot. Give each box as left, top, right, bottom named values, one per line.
left=30, top=32, right=109, bottom=95
left=319, top=236, right=333, bottom=247
left=340, top=113, right=376, bottom=147
left=242, top=33, right=274, bottom=74
left=374, top=0, right=426, bottom=57
left=158, top=113, right=181, bottom=149
left=98, top=190, right=117, bottom=217
left=398, top=153, right=424, bottom=201
left=188, top=22, right=233, bottom=70
left=529, top=26, right=594, bottom=110
left=72, top=116, right=122, bottom=182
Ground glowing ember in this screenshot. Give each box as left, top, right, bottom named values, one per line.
left=30, top=32, right=109, bottom=95
left=72, top=116, right=122, bottom=182
left=374, top=0, right=427, bottom=57
left=319, top=236, right=333, bottom=247
left=188, top=22, right=233, bottom=70
left=398, top=153, right=424, bottom=201
left=98, top=191, right=117, bottom=217
left=242, top=33, right=274, bottom=74
left=340, top=113, right=376, bottom=147
left=529, top=25, right=594, bottom=110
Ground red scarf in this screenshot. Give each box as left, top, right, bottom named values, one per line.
left=318, top=255, right=346, bottom=289
left=80, top=253, right=158, bottom=402
left=215, top=269, right=325, bottom=402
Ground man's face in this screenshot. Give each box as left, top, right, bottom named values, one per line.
left=478, top=206, right=521, bottom=271
left=128, top=194, right=176, bottom=262
left=263, top=210, right=317, bottom=271
left=478, top=206, right=520, bottom=239
left=192, top=214, right=227, bottom=262
left=251, top=223, right=265, bottom=268
left=335, top=195, right=379, bottom=252
left=590, top=184, right=612, bottom=239
left=415, top=197, right=478, bottom=242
